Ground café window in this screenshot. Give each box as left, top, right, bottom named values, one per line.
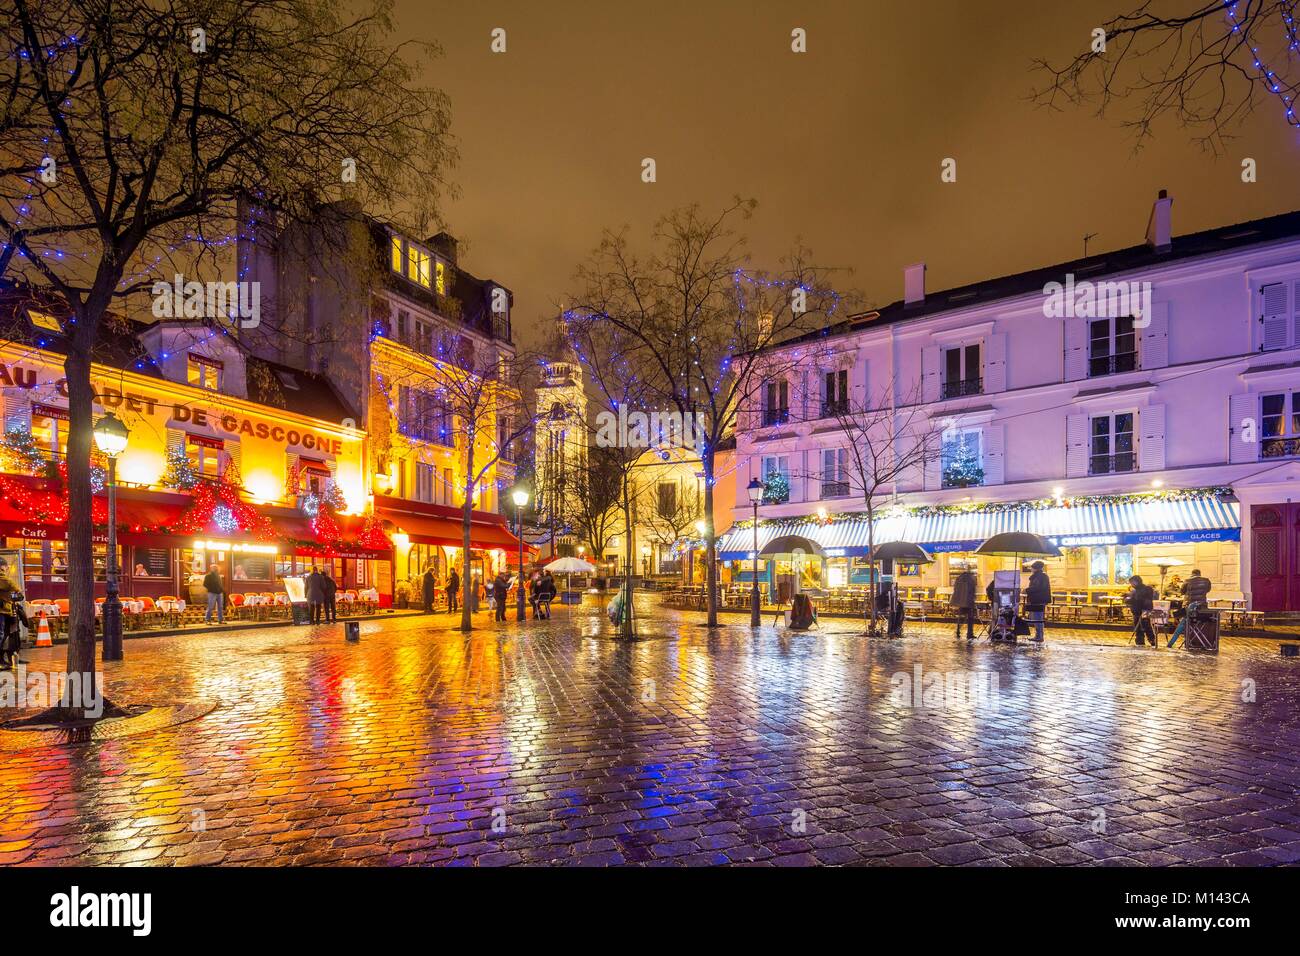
left=23, top=539, right=44, bottom=584
left=30, top=404, right=69, bottom=458
left=1089, top=544, right=1134, bottom=586
left=1088, top=317, right=1137, bottom=377
left=1089, top=412, right=1135, bottom=474
left=187, top=354, right=222, bottom=391
left=1261, top=391, right=1300, bottom=458
left=232, top=553, right=274, bottom=582
left=187, top=435, right=223, bottom=479
left=131, top=547, right=172, bottom=579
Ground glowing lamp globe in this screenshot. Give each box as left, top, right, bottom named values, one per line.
left=511, top=488, right=529, bottom=508
left=93, top=412, right=130, bottom=458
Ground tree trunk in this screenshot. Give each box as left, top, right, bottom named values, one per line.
left=702, top=447, right=719, bottom=627
left=620, top=471, right=634, bottom=639
left=866, top=500, right=878, bottom=634
left=460, top=442, right=475, bottom=633
left=62, top=343, right=97, bottom=711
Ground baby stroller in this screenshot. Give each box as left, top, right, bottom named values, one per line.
left=986, top=570, right=1022, bottom=642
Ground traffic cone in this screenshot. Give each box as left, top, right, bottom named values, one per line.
left=35, top=612, right=52, bottom=647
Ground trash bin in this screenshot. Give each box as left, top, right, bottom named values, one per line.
left=1185, top=608, right=1220, bottom=653
left=345, top=621, right=360, bottom=642
left=291, top=602, right=310, bottom=625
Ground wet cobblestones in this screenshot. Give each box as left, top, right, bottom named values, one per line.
left=1, top=598, right=1298, bottom=866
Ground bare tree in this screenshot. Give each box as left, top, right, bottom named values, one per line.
left=0, top=0, right=451, bottom=712
left=636, top=462, right=705, bottom=575
left=567, top=199, right=851, bottom=627
left=566, top=442, right=625, bottom=566
left=374, top=330, right=539, bottom=632
left=1031, top=1, right=1300, bottom=152
left=800, top=379, right=938, bottom=633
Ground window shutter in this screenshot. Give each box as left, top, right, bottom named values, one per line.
left=923, top=431, right=943, bottom=490
left=223, top=440, right=243, bottom=480
left=1228, top=393, right=1258, bottom=463
left=166, top=428, right=185, bottom=457
left=982, top=333, right=1006, bottom=393
left=1293, top=281, right=1300, bottom=348
left=1063, top=318, right=1088, bottom=381
left=1261, top=283, right=1288, bottom=351
left=982, top=423, right=1005, bottom=485
left=1065, top=414, right=1089, bottom=477
left=1, top=394, right=29, bottom=434
left=1141, top=301, right=1169, bottom=369
left=285, top=452, right=300, bottom=495
left=921, top=346, right=940, bottom=402
left=1138, top=404, right=1166, bottom=473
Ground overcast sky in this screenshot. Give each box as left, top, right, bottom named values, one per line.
left=401, top=0, right=1300, bottom=349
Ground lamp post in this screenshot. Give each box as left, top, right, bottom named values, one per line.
left=747, top=478, right=764, bottom=627
left=511, top=487, right=529, bottom=622
left=93, top=412, right=130, bottom=661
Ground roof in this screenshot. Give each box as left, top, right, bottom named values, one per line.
left=245, top=356, right=356, bottom=423
left=780, top=206, right=1300, bottom=350
left=0, top=281, right=165, bottom=377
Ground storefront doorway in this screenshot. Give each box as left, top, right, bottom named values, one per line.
left=1251, top=503, right=1300, bottom=612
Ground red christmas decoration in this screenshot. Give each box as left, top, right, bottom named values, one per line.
left=357, top=510, right=391, bottom=551
left=0, top=472, right=108, bottom=525
left=173, top=477, right=275, bottom=539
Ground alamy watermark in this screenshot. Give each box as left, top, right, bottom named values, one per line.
left=890, top=664, right=999, bottom=710
left=152, top=274, right=260, bottom=328
left=0, top=665, right=103, bottom=717
left=594, top=407, right=704, bottom=450
left=1042, top=273, right=1152, bottom=327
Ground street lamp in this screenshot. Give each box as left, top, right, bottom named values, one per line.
left=747, top=477, right=764, bottom=627
left=511, top=486, right=529, bottom=621
left=93, top=412, right=129, bottom=662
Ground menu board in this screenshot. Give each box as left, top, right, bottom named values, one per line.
left=133, top=548, right=171, bottom=578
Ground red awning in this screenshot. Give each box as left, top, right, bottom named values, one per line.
left=0, top=480, right=186, bottom=547
left=375, top=496, right=533, bottom=554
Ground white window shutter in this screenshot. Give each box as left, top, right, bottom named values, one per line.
left=1228, top=393, right=1258, bottom=463
left=2, top=394, right=30, bottom=433
left=1141, top=301, right=1169, bottom=369
left=1293, top=281, right=1300, bottom=349
left=983, top=332, right=1007, bottom=393
left=223, top=440, right=242, bottom=479
left=1138, top=404, right=1166, bottom=473
left=166, top=428, right=185, bottom=457
left=285, top=451, right=300, bottom=495
left=982, top=423, right=1005, bottom=485
left=1063, top=318, right=1088, bottom=381
left=921, top=346, right=940, bottom=402
left=1066, top=413, right=1089, bottom=477
left=1261, top=283, right=1288, bottom=351
left=923, top=432, right=943, bottom=490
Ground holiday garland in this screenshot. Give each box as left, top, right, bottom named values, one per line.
left=172, top=477, right=275, bottom=539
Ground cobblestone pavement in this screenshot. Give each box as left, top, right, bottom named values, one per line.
left=1, top=597, right=1299, bottom=867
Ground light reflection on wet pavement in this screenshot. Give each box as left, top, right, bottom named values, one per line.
left=1, top=596, right=1298, bottom=866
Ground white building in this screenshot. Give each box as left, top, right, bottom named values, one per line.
left=721, top=192, right=1300, bottom=613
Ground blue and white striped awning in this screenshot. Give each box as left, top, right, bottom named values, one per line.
left=716, top=496, right=1240, bottom=559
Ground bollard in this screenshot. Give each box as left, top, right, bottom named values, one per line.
left=345, top=621, right=360, bottom=642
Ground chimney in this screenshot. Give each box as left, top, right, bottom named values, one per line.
left=1145, top=189, right=1173, bottom=253
left=904, top=262, right=926, bottom=307
left=430, top=231, right=458, bottom=264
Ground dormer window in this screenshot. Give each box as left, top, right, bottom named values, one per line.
left=408, top=245, right=432, bottom=288
left=187, top=354, right=221, bottom=391
left=390, top=232, right=445, bottom=293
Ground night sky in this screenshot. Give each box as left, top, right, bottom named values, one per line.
left=409, top=0, right=1300, bottom=350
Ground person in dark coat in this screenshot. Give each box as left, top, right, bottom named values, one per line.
left=203, top=563, right=226, bottom=624
left=322, top=571, right=338, bottom=623
left=1025, top=561, right=1052, bottom=643
left=492, top=574, right=509, bottom=622
left=447, top=568, right=460, bottom=613
left=950, top=569, right=977, bottom=641
left=1125, top=574, right=1157, bottom=646
left=537, top=571, right=557, bottom=620
left=421, top=568, right=437, bottom=613
left=305, top=567, right=326, bottom=624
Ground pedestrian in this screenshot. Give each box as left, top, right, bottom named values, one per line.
left=1168, top=568, right=1212, bottom=648
left=447, top=568, right=460, bottom=613
left=1125, top=574, right=1157, bottom=646
left=528, top=571, right=542, bottom=619
left=538, top=571, right=557, bottom=620
left=1025, top=560, right=1052, bottom=644
left=422, top=566, right=437, bottom=613
left=306, top=566, right=326, bottom=624
left=493, top=573, right=509, bottom=622
left=322, top=570, right=338, bottom=623
left=0, top=557, right=24, bottom=669
left=203, top=563, right=226, bottom=624
left=950, top=567, right=977, bottom=641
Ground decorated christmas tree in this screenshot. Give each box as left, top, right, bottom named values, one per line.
left=942, top=442, right=984, bottom=488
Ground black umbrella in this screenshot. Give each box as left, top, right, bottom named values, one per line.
left=871, top=541, right=934, bottom=564
left=975, top=532, right=1061, bottom=599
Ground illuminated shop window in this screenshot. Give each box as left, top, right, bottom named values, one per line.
left=186, top=354, right=221, bottom=391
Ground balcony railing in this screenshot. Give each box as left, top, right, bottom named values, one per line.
left=1088, top=351, right=1139, bottom=377
left=761, top=408, right=791, bottom=427
left=940, top=377, right=982, bottom=399
left=820, top=399, right=849, bottom=418
left=1262, top=436, right=1300, bottom=459
left=820, top=480, right=850, bottom=499
left=1088, top=452, right=1137, bottom=475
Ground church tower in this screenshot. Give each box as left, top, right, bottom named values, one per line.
left=534, top=357, right=588, bottom=536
